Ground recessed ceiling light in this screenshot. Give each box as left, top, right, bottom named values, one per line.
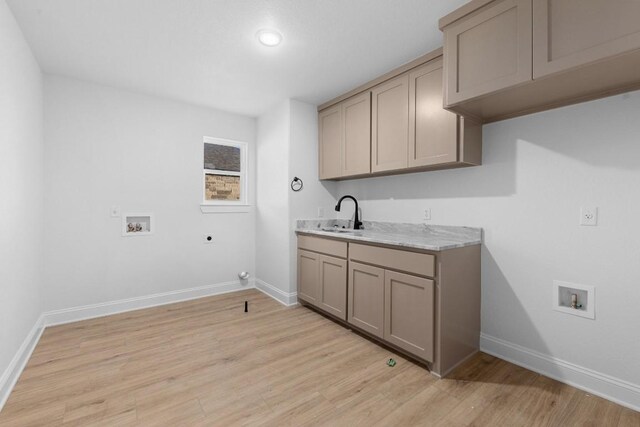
left=257, top=29, right=282, bottom=47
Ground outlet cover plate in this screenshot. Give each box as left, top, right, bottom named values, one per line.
left=110, top=206, right=121, bottom=218
left=580, top=207, right=598, bottom=226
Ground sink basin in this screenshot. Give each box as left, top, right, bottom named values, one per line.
left=320, top=228, right=352, bottom=233
left=320, top=228, right=361, bottom=234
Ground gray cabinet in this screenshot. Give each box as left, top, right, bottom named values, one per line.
left=441, top=0, right=533, bottom=106
left=318, top=93, right=371, bottom=180
left=318, top=105, right=342, bottom=179
left=440, top=0, right=640, bottom=123
left=342, top=92, right=372, bottom=177
left=384, top=270, right=434, bottom=362
left=297, top=249, right=320, bottom=305
left=533, top=0, right=640, bottom=78
left=318, top=255, right=348, bottom=320
left=297, top=233, right=480, bottom=378
left=347, top=261, right=385, bottom=338
left=297, top=236, right=348, bottom=320
left=371, top=74, right=410, bottom=173
left=317, top=50, right=482, bottom=181
left=409, top=60, right=460, bottom=167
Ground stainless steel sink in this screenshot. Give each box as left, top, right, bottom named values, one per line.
left=320, top=228, right=351, bottom=233
left=320, top=228, right=361, bottom=234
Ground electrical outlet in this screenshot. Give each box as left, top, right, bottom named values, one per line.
left=203, top=234, right=214, bottom=244
left=580, top=207, right=598, bottom=226
left=424, top=208, right=432, bottom=221
left=318, top=207, right=325, bottom=218
left=110, top=206, right=121, bottom=218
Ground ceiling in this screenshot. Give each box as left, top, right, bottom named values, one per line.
left=7, top=0, right=467, bottom=117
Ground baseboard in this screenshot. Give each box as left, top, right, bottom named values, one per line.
left=0, top=314, right=45, bottom=412
left=255, top=279, right=298, bottom=306
left=480, top=333, right=640, bottom=412
left=43, top=280, right=253, bottom=327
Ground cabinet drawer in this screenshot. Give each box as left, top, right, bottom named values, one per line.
left=297, top=234, right=347, bottom=258
left=349, top=243, right=435, bottom=278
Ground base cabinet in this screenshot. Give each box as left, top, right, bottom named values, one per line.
left=318, top=255, right=347, bottom=320
left=297, top=233, right=480, bottom=378
left=347, top=262, right=385, bottom=338
left=297, top=250, right=320, bottom=305
left=297, top=236, right=348, bottom=321
left=384, top=271, right=434, bottom=362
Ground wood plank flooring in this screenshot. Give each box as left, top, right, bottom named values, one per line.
left=1, top=289, right=638, bottom=426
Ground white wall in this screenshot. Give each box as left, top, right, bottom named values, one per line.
left=0, top=0, right=43, bottom=393
left=256, top=99, right=337, bottom=298
left=43, top=75, right=256, bottom=311
left=337, top=91, right=640, bottom=387
left=288, top=100, right=337, bottom=291
left=255, top=101, right=291, bottom=294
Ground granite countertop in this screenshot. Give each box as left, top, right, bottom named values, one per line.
left=296, top=219, right=482, bottom=252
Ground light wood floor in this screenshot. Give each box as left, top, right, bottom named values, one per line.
left=1, top=290, right=638, bottom=426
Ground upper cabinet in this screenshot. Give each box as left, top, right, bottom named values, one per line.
left=342, top=92, right=372, bottom=176
left=440, top=0, right=640, bottom=123
left=533, top=0, right=640, bottom=78
left=318, top=50, right=482, bottom=181
left=318, top=93, right=371, bottom=179
left=410, top=60, right=467, bottom=168
left=443, top=0, right=532, bottom=105
left=372, top=74, right=410, bottom=173
left=318, top=105, right=342, bottom=180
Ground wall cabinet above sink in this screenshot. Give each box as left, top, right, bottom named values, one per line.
left=318, top=49, right=482, bottom=181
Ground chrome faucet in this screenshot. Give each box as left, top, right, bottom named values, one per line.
left=335, top=195, right=362, bottom=230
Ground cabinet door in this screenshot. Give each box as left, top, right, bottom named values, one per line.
left=318, top=105, right=342, bottom=179
left=342, top=92, right=371, bottom=176
left=384, top=271, right=434, bottom=362
left=443, top=0, right=532, bottom=106
left=348, top=261, right=385, bottom=338
left=318, top=255, right=348, bottom=320
left=297, top=249, right=320, bottom=305
left=371, top=74, right=409, bottom=173
left=533, top=0, right=640, bottom=78
left=409, top=59, right=459, bottom=168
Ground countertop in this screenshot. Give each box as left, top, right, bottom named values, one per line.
left=296, top=220, right=482, bottom=252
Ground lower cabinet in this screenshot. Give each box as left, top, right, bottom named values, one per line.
left=384, top=270, right=434, bottom=362
left=318, top=255, right=347, bottom=320
left=297, top=233, right=480, bottom=378
left=347, top=263, right=434, bottom=361
left=297, top=249, right=320, bottom=305
left=297, top=242, right=348, bottom=321
left=347, top=262, right=385, bottom=338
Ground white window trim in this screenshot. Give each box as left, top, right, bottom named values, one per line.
left=201, top=136, right=250, bottom=213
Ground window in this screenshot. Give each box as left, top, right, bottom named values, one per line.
left=202, top=137, right=248, bottom=209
